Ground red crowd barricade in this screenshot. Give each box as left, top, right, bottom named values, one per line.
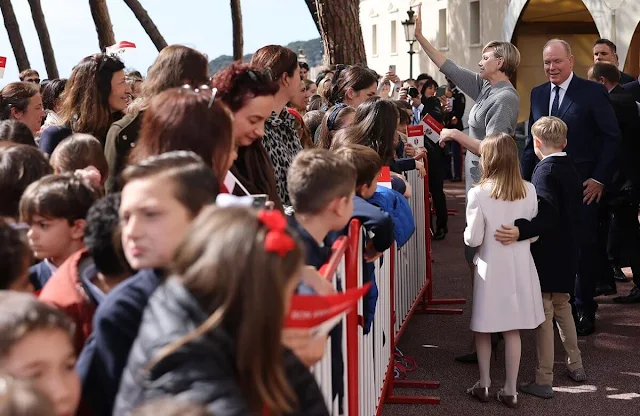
left=312, top=154, right=467, bottom=414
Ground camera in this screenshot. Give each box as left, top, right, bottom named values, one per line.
left=407, top=87, right=419, bottom=98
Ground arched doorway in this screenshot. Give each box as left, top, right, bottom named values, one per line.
left=623, top=22, right=640, bottom=79
left=508, top=0, right=600, bottom=122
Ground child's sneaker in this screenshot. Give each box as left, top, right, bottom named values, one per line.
left=568, top=367, right=587, bottom=382
left=518, top=382, right=554, bottom=399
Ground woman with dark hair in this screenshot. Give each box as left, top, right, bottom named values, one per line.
left=210, top=62, right=282, bottom=209
left=128, top=87, right=234, bottom=183
left=316, top=104, right=355, bottom=149
left=250, top=45, right=303, bottom=207
left=0, top=82, right=44, bottom=135
left=40, top=78, right=67, bottom=132
left=325, top=64, right=379, bottom=108
left=104, top=45, right=210, bottom=193
left=39, top=54, right=131, bottom=155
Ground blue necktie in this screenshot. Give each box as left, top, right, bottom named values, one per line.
left=550, top=85, right=560, bottom=117
left=413, top=107, right=420, bottom=125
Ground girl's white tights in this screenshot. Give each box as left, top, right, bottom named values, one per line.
left=475, top=330, right=521, bottom=396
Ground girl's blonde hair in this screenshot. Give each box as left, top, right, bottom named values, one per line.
left=478, top=132, right=527, bottom=201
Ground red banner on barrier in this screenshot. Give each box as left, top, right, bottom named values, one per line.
left=285, top=283, right=371, bottom=336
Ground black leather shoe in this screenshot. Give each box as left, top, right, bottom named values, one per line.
left=455, top=352, right=478, bottom=363
left=613, top=267, right=630, bottom=282
left=595, top=283, right=617, bottom=297
left=576, top=313, right=595, bottom=336
left=613, top=286, right=640, bottom=304
left=433, top=228, right=447, bottom=240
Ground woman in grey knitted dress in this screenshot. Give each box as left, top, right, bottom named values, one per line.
left=414, top=6, right=520, bottom=197
left=414, top=6, right=522, bottom=369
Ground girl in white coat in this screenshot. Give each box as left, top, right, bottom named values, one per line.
left=464, top=132, right=544, bottom=408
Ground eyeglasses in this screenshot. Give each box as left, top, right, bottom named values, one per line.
left=25, top=78, right=40, bottom=84
left=181, top=84, right=218, bottom=109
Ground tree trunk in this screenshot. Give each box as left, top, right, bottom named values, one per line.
left=315, top=0, right=366, bottom=66
left=88, top=0, right=116, bottom=52
left=27, top=0, right=58, bottom=78
left=303, top=0, right=321, bottom=34
left=230, top=0, right=243, bottom=61
left=122, top=0, right=167, bottom=52
left=0, top=0, right=31, bottom=71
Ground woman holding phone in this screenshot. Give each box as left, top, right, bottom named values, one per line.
left=414, top=5, right=521, bottom=362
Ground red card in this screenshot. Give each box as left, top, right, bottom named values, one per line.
left=285, top=283, right=371, bottom=336
left=0, top=56, right=6, bottom=79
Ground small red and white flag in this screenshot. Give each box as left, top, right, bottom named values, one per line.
left=0, top=56, right=7, bottom=79
left=106, top=41, right=136, bottom=57
left=406, top=124, right=425, bottom=148
left=378, top=166, right=392, bottom=189
left=420, top=114, right=444, bottom=144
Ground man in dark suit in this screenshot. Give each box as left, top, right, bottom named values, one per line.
left=588, top=62, right=640, bottom=303
left=623, top=80, right=640, bottom=105
left=593, top=39, right=636, bottom=85
left=521, top=39, right=620, bottom=336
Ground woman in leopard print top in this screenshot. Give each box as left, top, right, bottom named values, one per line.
left=251, top=45, right=304, bottom=207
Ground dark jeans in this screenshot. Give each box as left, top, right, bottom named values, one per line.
left=450, top=141, right=462, bottom=179
left=426, top=141, right=448, bottom=231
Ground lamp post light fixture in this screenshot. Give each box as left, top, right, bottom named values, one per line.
left=402, top=9, right=417, bottom=79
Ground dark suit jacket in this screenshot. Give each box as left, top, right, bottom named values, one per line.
left=620, top=71, right=636, bottom=86
left=28, top=261, right=54, bottom=291
left=609, top=85, right=640, bottom=197
left=622, top=80, right=640, bottom=104
left=522, top=75, right=620, bottom=185
left=76, top=269, right=161, bottom=416
left=516, top=156, right=583, bottom=293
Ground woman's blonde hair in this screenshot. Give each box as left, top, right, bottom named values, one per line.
left=482, top=41, right=521, bottom=78
left=478, top=132, right=527, bottom=201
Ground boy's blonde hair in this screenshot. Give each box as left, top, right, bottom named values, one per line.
left=478, top=133, right=527, bottom=201
left=531, top=116, right=567, bottom=148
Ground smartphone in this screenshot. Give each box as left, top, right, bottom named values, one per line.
left=436, top=86, right=447, bottom=97
left=388, top=64, right=396, bottom=76
left=250, top=194, right=268, bottom=209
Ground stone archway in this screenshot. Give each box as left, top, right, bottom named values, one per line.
left=623, top=21, right=640, bottom=79
left=504, top=0, right=601, bottom=122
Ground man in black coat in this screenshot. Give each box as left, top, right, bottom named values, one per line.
left=522, top=39, right=621, bottom=336
left=592, top=39, right=636, bottom=85
left=588, top=62, right=640, bottom=303
left=497, top=116, right=586, bottom=397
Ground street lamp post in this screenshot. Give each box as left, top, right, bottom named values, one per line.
left=402, top=9, right=417, bottom=79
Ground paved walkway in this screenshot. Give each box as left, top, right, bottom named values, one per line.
left=382, top=182, right=640, bottom=415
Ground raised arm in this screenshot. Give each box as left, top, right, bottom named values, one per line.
left=414, top=6, right=447, bottom=68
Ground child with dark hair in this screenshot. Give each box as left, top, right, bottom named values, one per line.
left=0, top=292, right=81, bottom=416
left=40, top=78, right=67, bottom=133
left=49, top=133, right=109, bottom=186
left=39, top=193, right=132, bottom=353
left=0, top=144, right=52, bottom=224
left=0, top=119, right=36, bottom=146
left=0, top=221, right=33, bottom=292
left=303, top=109, right=325, bottom=141
left=19, top=172, right=102, bottom=290
left=334, top=144, right=394, bottom=333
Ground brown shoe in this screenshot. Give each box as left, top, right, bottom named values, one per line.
left=496, top=388, right=519, bottom=408
left=466, top=381, right=490, bottom=402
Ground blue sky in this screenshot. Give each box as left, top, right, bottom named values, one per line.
left=0, top=0, right=319, bottom=87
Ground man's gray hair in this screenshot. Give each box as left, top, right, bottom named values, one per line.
left=543, top=39, right=572, bottom=56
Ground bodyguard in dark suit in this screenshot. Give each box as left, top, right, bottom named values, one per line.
left=623, top=80, right=640, bottom=104
left=521, top=39, right=620, bottom=336
left=588, top=62, right=640, bottom=303
left=592, top=39, right=636, bottom=85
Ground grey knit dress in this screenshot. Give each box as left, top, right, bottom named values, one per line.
left=439, top=59, right=520, bottom=196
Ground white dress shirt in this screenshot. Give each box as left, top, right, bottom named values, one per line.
left=542, top=151, right=567, bottom=160
left=549, top=72, right=574, bottom=115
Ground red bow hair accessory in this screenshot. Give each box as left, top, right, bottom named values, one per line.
left=257, top=210, right=296, bottom=257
